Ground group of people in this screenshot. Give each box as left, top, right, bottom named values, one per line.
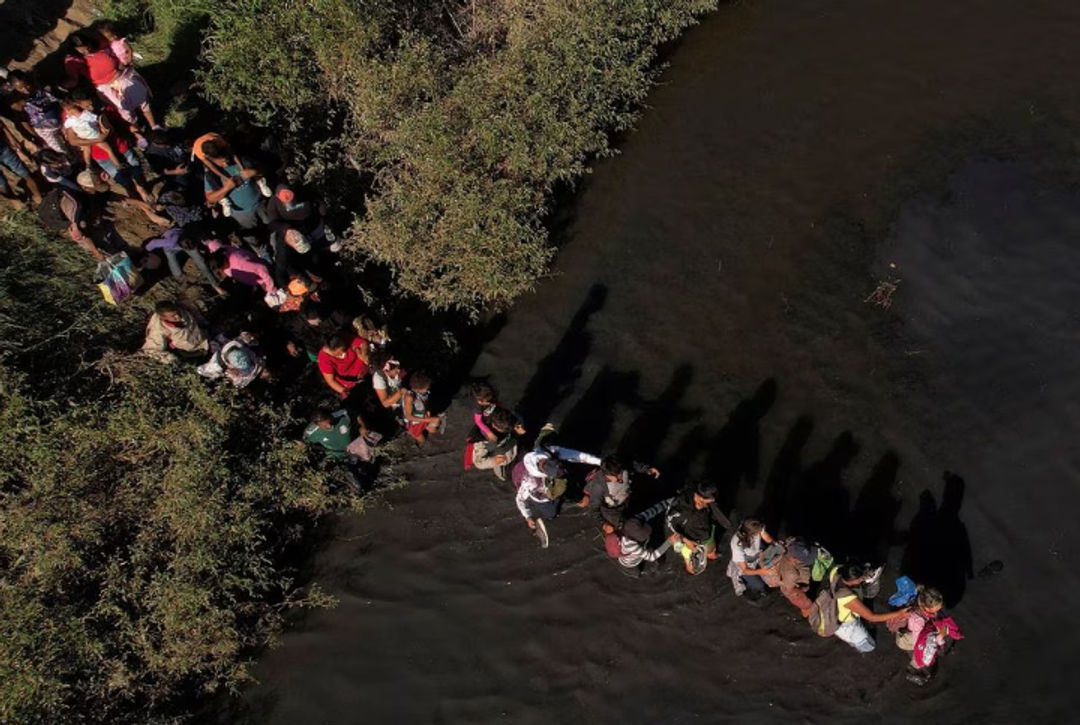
left=459, top=388, right=963, bottom=685
left=3, top=23, right=448, bottom=473
left=2, top=21, right=961, bottom=691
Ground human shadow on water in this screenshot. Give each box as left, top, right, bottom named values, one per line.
left=785, top=431, right=859, bottom=552
left=657, top=423, right=709, bottom=494
left=558, top=366, right=641, bottom=456
left=901, top=472, right=974, bottom=607
left=705, top=378, right=778, bottom=512
left=516, top=283, right=607, bottom=442
left=755, top=415, right=814, bottom=533
left=617, top=363, right=701, bottom=466
left=848, top=451, right=903, bottom=564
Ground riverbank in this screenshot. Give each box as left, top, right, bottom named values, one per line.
left=233, top=0, right=1080, bottom=722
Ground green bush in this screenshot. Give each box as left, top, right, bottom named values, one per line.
left=133, top=0, right=716, bottom=310
left=0, top=213, right=347, bottom=724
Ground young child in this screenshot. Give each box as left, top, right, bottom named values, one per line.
left=470, top=407, right=521, bottom=481
left=402, top=371, right=444, bottom=444
left=464, top=381, right=525, bottom=470
left=96, top=22, right=158, bottom=135
left=894, top=585, right=963, bottom=685
left=97, top=22, right=136, bottom=68
left=371, top=351, right=407, bottom=413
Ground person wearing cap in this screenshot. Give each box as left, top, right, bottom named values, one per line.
left=141, top=300, right=209, bottom=364
left=266, top=177, right=331, bottom=245
left=728, top=518, right=774, bottom=599
left=613, top=517, right=672, bottom=571
left=513, top=425, right=601, bottom=531
left=271, top=226, right=327, bottom=289
left=665, top=481, right=729, bottom=574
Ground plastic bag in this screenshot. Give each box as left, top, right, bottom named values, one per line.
left=95, top=252, right=142, bottom=305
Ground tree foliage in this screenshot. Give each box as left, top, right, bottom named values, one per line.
left=128, top=0, right=717, bottom=310
left=0, top=214, right=345, bottom=724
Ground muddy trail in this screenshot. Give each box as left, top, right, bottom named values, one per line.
left=227, top=1, right=1080, bottom=722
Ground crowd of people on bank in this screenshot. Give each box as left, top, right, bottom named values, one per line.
left=1, top=22, right=962, bottom=689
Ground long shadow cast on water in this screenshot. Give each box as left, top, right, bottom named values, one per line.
left=848, top=451, right=903, bottom=563
left=900, top=471, right=974, bottom=607
left=785, top=431, right=859, bottom=553
left=704, top=378, right=778, bottom=513
left=616, top=363, right=701, bottom=467
left=516, top=283, right=607, bottom=442
left=755, top=415, right=814, bottom=533
left=557, top=366, right=641, bottom=455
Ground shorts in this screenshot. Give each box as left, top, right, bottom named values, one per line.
left=407, top=420, right=428, bottom=441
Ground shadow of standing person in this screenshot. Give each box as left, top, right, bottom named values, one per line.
left=754, top=415, right=813, bottom=534
left=516, top=283, right=607, bottom=443
left=848, top=451, right=902, bottom=564
left=704, top=378, right=778, bottom=511
left=901, top=471, right=974, bottom=607
left=616, top=362, right=701, bottom=466
left=786, top=431, right=859, bottom=552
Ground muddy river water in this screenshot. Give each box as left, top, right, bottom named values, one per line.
left=234, top=1, right=1080, bottom=722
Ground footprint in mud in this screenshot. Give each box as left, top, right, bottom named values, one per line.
left=976, top=560, right=1004, bottom=579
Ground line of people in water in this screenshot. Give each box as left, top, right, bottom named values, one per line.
left=3, top=21, right=960, bottom=691
left=455, top=385, right=963, bottom=686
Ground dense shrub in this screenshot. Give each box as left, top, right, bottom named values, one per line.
left=130, top=0, right=717, bottom=310
left=0, top=214, right=346, bottom=724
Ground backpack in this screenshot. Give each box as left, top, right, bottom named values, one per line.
left=807, top=567, right=842, bottom=637
left=780, top=536, right=834, bottom=582
left=810, top=544, right=835, bottom=582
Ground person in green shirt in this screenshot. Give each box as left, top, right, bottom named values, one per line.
left=303, top=408, right=369, bottom=461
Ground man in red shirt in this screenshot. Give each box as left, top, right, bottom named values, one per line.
left=316, top=332, right=370, bottom=398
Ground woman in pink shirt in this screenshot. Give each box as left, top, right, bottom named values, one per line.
left=205, top=239, right=278, bottom=296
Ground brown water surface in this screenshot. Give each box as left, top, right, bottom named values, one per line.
left=237, top=1, right=1080, bottom=721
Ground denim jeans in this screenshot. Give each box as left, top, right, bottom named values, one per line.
left=526, top=499, right=559, bottom=520
left=163, top=247, right=218, bottom=287
left=835, top=618, right=875, bottom=653
left=95, top=148, right=143, bottom=187
left=740, top=574, right=768, bottom=593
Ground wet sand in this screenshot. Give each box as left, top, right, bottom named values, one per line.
left=236, top=1, right=1080, bottom=722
